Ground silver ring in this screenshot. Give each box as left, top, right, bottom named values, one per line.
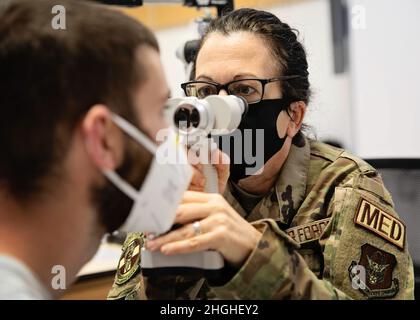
left=192, top=221, right=201, bottom=236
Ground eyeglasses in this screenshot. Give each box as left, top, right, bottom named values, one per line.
left=181, top=76, right=300, bottom=104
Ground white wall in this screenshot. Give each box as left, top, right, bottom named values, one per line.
left=155, top=0, right=354, bottom=150
left=156, top=0, right=420, bottom=158
left=268, top=0, right=353, bottom=150
left=348, top=0, right=420, bottom=158
left=157, top=20, right=200, bottom=97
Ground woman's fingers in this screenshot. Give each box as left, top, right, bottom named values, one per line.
left=189, top=167, right=206, bottom=190
left=212, top=148, right=230, bottom=193
left=187, top=185, right=205, bottom=192
left=144, top=191, right=262, bottom=267
left=181, top=190, right=212, bottom=203
left=146, top=218, right=210, bottom=251
left=175, top=202, right=217, bottom=224
left=160, top=231, right=219, bottom=255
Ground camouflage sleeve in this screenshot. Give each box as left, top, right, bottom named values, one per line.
left=209, top=174, right=415, bottom=300
left=208, top=219, right=351, bottom=299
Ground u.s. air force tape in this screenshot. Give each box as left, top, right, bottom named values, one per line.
left=285, top=218, right=331, bottom=245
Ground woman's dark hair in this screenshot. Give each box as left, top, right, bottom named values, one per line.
left=195, top=8, right=311, bottom=104
left=193, top=8, right=311, bottom=146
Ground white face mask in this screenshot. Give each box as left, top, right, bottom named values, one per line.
left=103, top=113, right=193, bottom=235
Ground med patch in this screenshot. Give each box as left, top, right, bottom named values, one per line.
left=354, top=198, right=405, bottom=250
left=349, top=243, right=399, bottom=299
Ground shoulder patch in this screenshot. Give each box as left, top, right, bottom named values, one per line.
left=115, top=234, right=143, bottom=285
left=286, top=218, right=331, bottom=245
left=348, top=243, right=399, bottom=299
left=354, top=198, right=405, bottom=250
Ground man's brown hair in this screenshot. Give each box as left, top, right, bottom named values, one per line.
left=0, top=0, right=159, bottom=200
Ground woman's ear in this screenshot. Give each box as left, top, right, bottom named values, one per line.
left=81, top=105, right=124, bottom=171
left=286, top=101, right=307, bottom=137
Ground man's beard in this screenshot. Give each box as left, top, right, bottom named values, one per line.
left=91, top=138, right=153, bottom=234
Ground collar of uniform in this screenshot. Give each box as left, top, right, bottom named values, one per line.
left=225, top=135, right=310, bottom=226
left=273, top=135, right=310, bottom=226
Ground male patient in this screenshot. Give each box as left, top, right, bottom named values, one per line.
left=0, top=0, right=171, bottom=299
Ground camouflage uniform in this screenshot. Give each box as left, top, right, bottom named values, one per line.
left=108, top=136, right=415, bottom=300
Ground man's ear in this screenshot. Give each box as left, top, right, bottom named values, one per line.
left=81, top=105, right=124, bottom=171
left=286, top=101, right=307, bottom=137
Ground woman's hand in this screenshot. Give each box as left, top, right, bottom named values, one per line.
left=146, top=191, right=262, bottom=269
left=188, top=148, right=230, bottom=194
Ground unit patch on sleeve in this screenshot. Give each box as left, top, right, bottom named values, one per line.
left=348, top=243, right=399, bottom=299
left=115, top=235, right=142, bottom=285
left=354, top=198, right=405, bottom=250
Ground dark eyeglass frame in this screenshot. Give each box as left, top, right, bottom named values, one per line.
left=181, top=76, right=301, bottom=104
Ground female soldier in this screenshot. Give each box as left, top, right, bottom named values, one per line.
left=108, top=8, right=414, bottom=300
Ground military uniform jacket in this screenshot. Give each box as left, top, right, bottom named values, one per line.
left=108, top=136, right=414, bottom=300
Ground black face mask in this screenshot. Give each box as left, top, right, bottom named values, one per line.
left=212, top=98, right=292, bottom=183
